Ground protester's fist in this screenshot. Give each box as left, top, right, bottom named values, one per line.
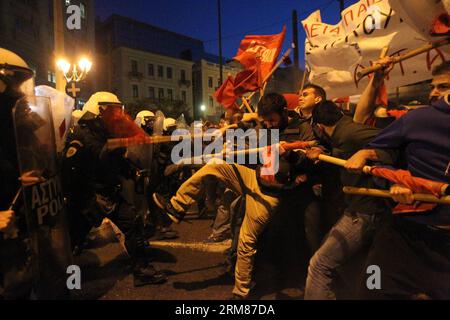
left=306, top=147, right=323, bottom=164
left=295, top=174, right=308, bottom=185
left=390, top=184, right=414, bottom=205
left=0, top=210, right=14, bottom=233
left=242, top=113, right=258, bottom=123
left=375, top=56, right=395, bottom=78
left=345, top=150, right=368, bottom=173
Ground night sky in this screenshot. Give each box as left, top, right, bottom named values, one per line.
left=95, top=0, right=359, bottom=66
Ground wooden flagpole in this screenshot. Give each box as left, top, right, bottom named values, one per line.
left=357, top=38, right=450, bottom=79
left=343, top=187, right=450, bottom=205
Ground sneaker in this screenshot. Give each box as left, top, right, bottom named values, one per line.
left=152, top=193, right=185, bottom=224
left=151, top=227, right=179, bottom=240
left=133, top=263, right=167, bottom=287
left=205, top=233, right=229, bottom=243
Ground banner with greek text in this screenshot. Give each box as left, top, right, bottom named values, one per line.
left=302, top=0, right=449, bottom=99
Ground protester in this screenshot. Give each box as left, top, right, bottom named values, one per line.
left=345, top=61, right=450, bottom=299
left=153, top=93, right=317, bottom=299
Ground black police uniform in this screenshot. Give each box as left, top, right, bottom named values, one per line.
left=62, top=111, right=166, bottom=286
left=0, top=90, right=33, bottom=299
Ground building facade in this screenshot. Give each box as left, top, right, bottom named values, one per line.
left=0, top=0, right=95, bottom=102
left=101, top=46, right=195, bottom=117
left=193, top=58, right=241, bottom=121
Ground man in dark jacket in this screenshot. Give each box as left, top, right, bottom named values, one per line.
left=304, top=101, right=388, bottom=299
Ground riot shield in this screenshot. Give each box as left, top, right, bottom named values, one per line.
left=176, top=113, right=189, bottom=130
left=35, top=86, right=75, bottom=154
left=153, top=111, right=165, bottom=136
left=13, top=96, right=73, bottom=300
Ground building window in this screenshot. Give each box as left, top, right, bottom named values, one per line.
left=47, top=71, right=56, bottom=84
left=132, top=85, right=139, bottom=98
left=80, top=3, right=86, bottom=19
left=158, top=88, right=164, bottom=99
left=167, top=67, right=173, bottom=79
left=180, top=69, right=186, bottom=81
left=167, top=89, right=173, bottom=100
left=181, top=91, right=187, bottom=103
left=209, top=96, right=214, bottom=108
left=157, top=65, right=164, bottom=78
left=208, top=77, right=213, bottom=88
left=131, top=60, right=138, bottom=73
left=148, top=64, right=154, bottom=77
left=148, top=87, right=155, bottom=99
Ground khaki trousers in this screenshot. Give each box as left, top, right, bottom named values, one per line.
left=170, top=163, right=279, bottom=297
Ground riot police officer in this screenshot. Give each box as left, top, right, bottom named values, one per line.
left=62, top=92, right=167, bottom=287
left=0, top=48, right=36, bottom=299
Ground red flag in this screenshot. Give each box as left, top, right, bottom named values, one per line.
left=281, top=141, right=312, bottom=150
left=430, top=13, right=450, bottom=36
left=370, top=167, right=446, bottom=197
left=386, top=109, right=409, bottom=119
left=233, top=57, right=262, bottom=96
left=101, top=106, right=147, bottom=139
left=234, top=26, right=286, bottom=81
left=370, top=167, right=447, bottom=215
left=283, top=93, right=299, bottom=110
left=214, top=76, right=237, bottom=110
left=375, top=80, right=388, bottom=107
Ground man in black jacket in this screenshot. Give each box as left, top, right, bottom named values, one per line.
left=304, top=101, right=388, bottom=299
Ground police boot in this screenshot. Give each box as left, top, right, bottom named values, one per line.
left=133, top=260, right=167, bottom=287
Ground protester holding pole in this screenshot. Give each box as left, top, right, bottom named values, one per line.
left=344, top=61, right=450, bottom=299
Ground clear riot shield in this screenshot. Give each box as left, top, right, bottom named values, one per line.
left=35, top=86, right=75, bottom=154
left=153, top=111, right=165, bottom=136
left=13, top=96, right=73, bottom=300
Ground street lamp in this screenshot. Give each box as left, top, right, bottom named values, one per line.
left=56, top=57, right=92, bottom=83
left=200, top=105, right=206, bottom=112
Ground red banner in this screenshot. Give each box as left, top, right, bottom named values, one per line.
left=234, top=26, right=286, bottom=81
left=214, top=76, right=238, bottom=110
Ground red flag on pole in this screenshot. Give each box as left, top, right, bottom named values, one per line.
left=370, top=167, right=447, bottom=214
left=234, top=26, right=286, bottom=81
left=214, top=76, right=238, bottom=110
left=101, top=106, right=147, bottom=139
left=370, top=167, right=446, bottom=197
left=233, top=57, right=262, bottom=96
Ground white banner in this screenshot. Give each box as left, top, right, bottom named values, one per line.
left=302, top=0, right=449, bottom=99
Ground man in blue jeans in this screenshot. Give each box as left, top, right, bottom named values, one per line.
left=346, top=61, right=450, bottom=299
left=305, top=101, right=389, bottom=299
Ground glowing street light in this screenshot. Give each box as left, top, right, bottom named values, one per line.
left=200, top=105, right=206, bottom=112
left=56, top=57, right=92, bottom=83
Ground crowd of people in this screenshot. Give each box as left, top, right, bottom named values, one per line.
left=1, top=46, right=449, bottom=300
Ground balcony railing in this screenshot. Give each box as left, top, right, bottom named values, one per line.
left=128, top=71, right=144, bottom=80
left=178, top=79, right=191, bottom=87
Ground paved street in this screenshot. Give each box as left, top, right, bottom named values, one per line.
left=72, top=215, right=308, bottom=300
